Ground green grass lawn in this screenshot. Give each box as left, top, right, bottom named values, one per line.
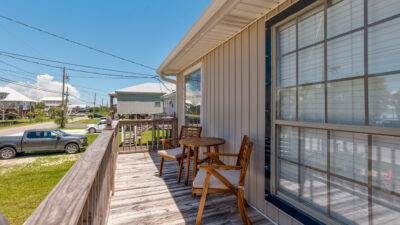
left=0, top=119, right=30, bottom=123
left=120, top=130, right=170, bottom=146
left=0, top=134, right=99, bottom=225
left=71, top=118, right=100, bottom=124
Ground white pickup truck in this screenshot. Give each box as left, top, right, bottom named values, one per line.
left=86, top=119, right=106, bottom=134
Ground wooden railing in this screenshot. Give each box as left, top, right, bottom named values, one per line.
left=118, top=118, right=178, bottom=152
left=24, top=127, right=118, bottom=225
left=23, top=118, right=177, bottom=225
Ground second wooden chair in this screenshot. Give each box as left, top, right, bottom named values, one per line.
left=157, top=126, right=202, bottom=182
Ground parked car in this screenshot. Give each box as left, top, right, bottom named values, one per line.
left=86, top=120, right=106, bottom=134
left=71, top=112, right=86, bottom=117
left=0, top=129, right=88, bottom=159
left=88, top=113, right=104, bottom=119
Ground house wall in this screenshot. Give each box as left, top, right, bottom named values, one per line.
left=176, top=14, right=302, bottom=225
left=116, top=93, right=163, bottom=115
left=117, top=101, right=163, bottom=115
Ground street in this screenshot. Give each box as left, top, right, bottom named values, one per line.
left=0, top=117, right=87, bottom=136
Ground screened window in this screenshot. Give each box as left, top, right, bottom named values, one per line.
left=274, top=1, right=400, bottom=224
left=184, top=70, right=201, bottom=126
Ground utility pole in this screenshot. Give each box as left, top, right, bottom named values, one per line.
left=93, top=92, right=96, bottom=118
left=61, top=67, right=66, bottom=128
left=65, top=87, right=69, bottom=117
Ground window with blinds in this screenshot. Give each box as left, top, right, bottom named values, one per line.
left=274, top=0, right=400, bottom=224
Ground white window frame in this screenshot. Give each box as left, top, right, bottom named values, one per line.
left=183, top=62, right=202, bottom=126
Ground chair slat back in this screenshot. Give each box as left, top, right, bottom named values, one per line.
left=179, top=126, right=202, bottom=139
left=236, top=135, right=253, bottom=186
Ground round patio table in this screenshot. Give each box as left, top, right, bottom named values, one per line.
left=179, top=137, right=225, bottom=186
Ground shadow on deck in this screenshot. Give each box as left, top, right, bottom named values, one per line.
left=107, top=152, right=274, bottom=225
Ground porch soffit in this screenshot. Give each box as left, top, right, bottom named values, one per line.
left=157, top=0, right=291, bottom=76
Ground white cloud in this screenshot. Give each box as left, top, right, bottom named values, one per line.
left=7, top=74, right=83, bottom=104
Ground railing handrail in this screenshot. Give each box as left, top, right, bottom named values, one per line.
left=117, top=117, right=176, bottom=123
left=24, top=129, right=115, bottom=225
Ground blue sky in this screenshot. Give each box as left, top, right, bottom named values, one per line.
left=0, top=0, right=211, bottom=105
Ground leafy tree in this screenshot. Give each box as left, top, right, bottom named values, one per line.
left=36, top=102, right=46, bottom=110
left=48, top=106, right=61, bottom=119
left=55, top=116, right=68, bottom=128
left=28, top=109, right=47, bottom=122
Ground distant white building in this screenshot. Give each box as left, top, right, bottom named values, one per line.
left=0, top=87, right=36, bottom=119
left=40, top=97, right=62, bottom=111
left=110, top=82, right=175, bottom=116
left=161, top=91, right=176, bottom=116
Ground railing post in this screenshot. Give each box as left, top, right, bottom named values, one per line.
left=173, top=118, right=178, bottom=139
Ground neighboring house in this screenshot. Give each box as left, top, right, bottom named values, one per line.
left=110, top=82, right=175, bottom=117
left=40, top=97, right=62, bottom=111
left=40, top=97, right=80, bottom=115
left=161, top=91, right=176, bottom=116
left=157, top=0, right=400, bottom=225
left=0, top=87, right=36, bottom=119
left=68, top=104, right=87, bottom=114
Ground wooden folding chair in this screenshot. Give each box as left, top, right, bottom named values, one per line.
left=192, top=135, right=253, bottom=225
left=157, top=126, right=202, bottom=182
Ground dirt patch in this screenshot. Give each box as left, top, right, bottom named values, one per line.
left=0, top=157, right=36, bottom=166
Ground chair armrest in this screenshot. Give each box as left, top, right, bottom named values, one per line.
left=160, top=137, right=179, bottom=142
left=160, top=137, right=180, bottom=150
left=203, top=152, right=238, bottom=157
left=198, top=165, right=241, bottom=170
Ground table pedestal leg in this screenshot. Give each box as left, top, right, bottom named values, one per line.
left=185, top=146, right=191, bottom=186
left=192, top=147, right=199, bottom=183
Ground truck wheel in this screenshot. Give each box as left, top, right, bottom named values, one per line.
left=65, top=143, right=79, bottom=154
left=0, top=147, right=16, bottom=159
left=89, top=128, right=96, bottom=134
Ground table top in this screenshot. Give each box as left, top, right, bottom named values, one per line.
left=179, top=137, right=225, bottom=147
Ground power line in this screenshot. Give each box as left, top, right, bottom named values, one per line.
left=69, top=81, right=109, bottom=94
left=0, top=50, right=159, bottom=77
left=0, top=67, right=36, bottom=82
left=0, top=75, right=90, bottom=103
left=0, top=52, right=158, bottom=78
left=0, top=58, right=37, bottom=75
left=0, top=14, right=157, bottom=71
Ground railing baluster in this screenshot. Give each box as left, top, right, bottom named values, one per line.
left=146, top=121, right=149, bottom=150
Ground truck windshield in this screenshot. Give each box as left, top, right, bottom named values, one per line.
left=54, top=129, right=70, bottom=136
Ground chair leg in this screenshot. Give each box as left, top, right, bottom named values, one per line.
left=196, top=173, right=210, bottom=225
left=159, top=157, right=164, bottom=176
left=177, top=156, right=184, bottom=183
left=177, top=147, right=186, bottom=183
left=237, top=188, right=252, bottom=225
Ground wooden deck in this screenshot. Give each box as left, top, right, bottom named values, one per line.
left=107, top=152, right=274, bottom=225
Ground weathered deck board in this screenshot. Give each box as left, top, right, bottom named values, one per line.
left=108, top=152, right=274, bottom=225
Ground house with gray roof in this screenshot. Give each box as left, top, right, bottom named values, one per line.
left=110, top=82, right=175, bottom=117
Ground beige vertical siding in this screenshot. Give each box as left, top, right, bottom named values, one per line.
left=175, top=15, right=302, bottom=225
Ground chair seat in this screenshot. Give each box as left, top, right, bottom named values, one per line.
left=193, top=169, right=240, bottom=189
left=157, top=147, right=183, bottom=159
